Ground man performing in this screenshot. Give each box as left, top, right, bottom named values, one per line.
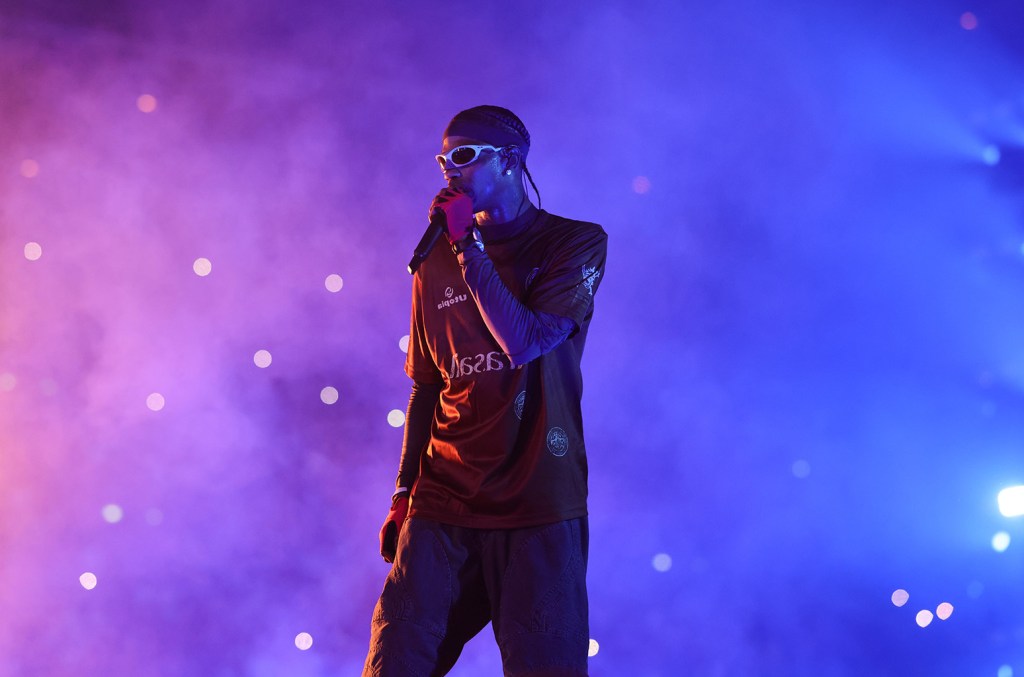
left=363, top=105, right=607, bottom=677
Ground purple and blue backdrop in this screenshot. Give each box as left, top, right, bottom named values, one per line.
left=2, top=0, right=1024, bottom=675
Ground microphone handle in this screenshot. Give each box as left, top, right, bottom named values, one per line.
left=408, top=212, right=447, bottom=274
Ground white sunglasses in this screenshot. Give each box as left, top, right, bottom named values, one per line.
left=436, top=144, right=505, bottom=170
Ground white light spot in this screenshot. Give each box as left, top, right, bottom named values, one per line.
left=588, top=638, right=600, bottom=657
left=193, top=257, right=212, bottom=277
left=993, top=531, right=1011, bottom=552
left=145, top=508, right=164, bottom=526
left=891, top=589, right=909, bottom=607
left=254, top=350, right=273, bottom=368
left=936, top=602, right=954, bottom=620
left=325, top=274, right=344, bottom=292
left=295, top=632, right=314, bottom=651
left=320, top=386, right=339, bottom=405
left=146, top=393, right=165, bottom=411
left=24, top=242, right=42, bottom=261
left=79, top=572, right=97, bottom=590
left=102, top=504, right=123, bottom=523
left=632, top=176, right=651, bottom=194
left=20, top=159, right=39, bottom=178
left=399, top=335, right=410, bottom=353
left=982, top=145, right=1001, bottom=166
left=997, top=485, right=1024, bottom=517
left=998, top=665, right=1013, bottom=677
left=915, top=609, right=934, bottom=628
left=0, top=373, right=15, bottom=391
left=652, top=553, right=672, bottom=572
left=791, top=459, right=811, bottom=479
left=387, top=409, right=406, bottom=428
left=137, top=94, right=158, bottom=113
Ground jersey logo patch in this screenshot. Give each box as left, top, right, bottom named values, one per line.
left=582, top=264, right=600, bottom=297
left=514, top=391, right=526, bottom=419
left=546, top=427, right=569, bottom=457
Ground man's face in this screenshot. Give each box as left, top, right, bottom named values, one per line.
left=438, top=135, right=504, bottom=212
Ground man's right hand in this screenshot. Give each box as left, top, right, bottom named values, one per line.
left=379, top=492, right=410, bottom=564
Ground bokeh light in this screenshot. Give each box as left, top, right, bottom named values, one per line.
left=101, top=504, right=123, bottom=523
left=294, top=632, right=313, bottom=650
left=997, top=486, right=1024, bottom=517
left=588, top=639, right=600, bottom=658
left=79, top=572, right=97, bottom=590
left=891, top=589, right=909, bottom=607
left=992, top=531, right=1011, bottom=552
left=24, top=242, right=42, bottom=261
left=320, top=386, right=339, bottom=405
left=936, top=602, right=954, bottom=620
left=193, top=257, right=212, bottom=277
left=916, top=610, right=934, bottom=628
left=791, top=459, right=811, bottom=478
left=145, top=508, right=164, bottom=526
left=387, top=409, right=405, bottom=428
left=967, top=581, right=984, bottom=599
left=399, top=335, right=410, bottom=353
left=20, top=159, right=39, bottom=178
left=137, top=94, right=157, bottom=113
left=632, top=176, right=651, bottom=194
left=253, top=350, right=273, bottom=368
left=146, top=393, right=165, bottom=411
left=982, top=145, right=1000, bottom=165
left=960, top=11, right=978, bottom=30
left=998, top=665, right=1013, bottom=677
left=652, top=553, right=673, bottom=572
left=325, top=274, right=344, bottom=292
left=0, top=373, right=15, bottom=391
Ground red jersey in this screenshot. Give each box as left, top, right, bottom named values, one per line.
left=404, top=208, right=607, bottom=529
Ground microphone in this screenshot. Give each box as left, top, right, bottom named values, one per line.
left=408, top=210, right=446, bottom=274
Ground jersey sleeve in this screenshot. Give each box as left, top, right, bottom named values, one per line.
left=404, top=277, right=444, bottom=384
left=527, top=221, right=608, bottom=329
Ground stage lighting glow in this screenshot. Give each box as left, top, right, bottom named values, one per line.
left=254, top=350, right=273, bottom=368
left=145, top=508, right=164, bottom=526
left=998, top=665, right=1013, bottom=677
left=399, top=335, right=410, bottom=353
left=146, top=393, right=165, bottom=411
left=0, top=373, right=15, bottom=391
left=193, top=257, right=212, bottom=276
left=79, top=572, right=97, bottom=590
left=915, top=610, right=934, bottom=628
left=24, top=242, right=42, bottom=261
left=997, top=485, right=1024, bottom=517
left=891, top=589, right=909, bottom=607
left=20, top=159, right=39, bottom=178
left=791, top=459, right=811, bottom=479
left=652, top=553, right=672, bottom=572
left=325, top=274, right=344, bottom=292
left=137, top=94, right=158, bottom=113
left=294, top=632, right=313, bottom=650
left=632, top=176, right=651, bottom=194
left=935, top=602, right=953, bottom=620
left=320, top=386, right=339, bottom=405
left=102, top=504, right=123, bottom=523
left=588, top=639, right=600, bottom=657
left=960, top=11, right=978, bottom=30
left=992, top=531, right=1011, bottom=552
left=387, top=409, right=405, bottom=428
left=982, top=145, right=1000, bottom=165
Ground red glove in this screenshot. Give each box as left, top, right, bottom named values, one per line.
left=379, top=492, right=410, bottom=563
left=430, top=188, right=475, bottom=244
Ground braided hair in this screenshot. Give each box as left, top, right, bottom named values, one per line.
left=445, top=105, right=543, bottom=208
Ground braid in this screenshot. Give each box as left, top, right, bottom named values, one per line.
left=471, top=106, right=542, bottom=208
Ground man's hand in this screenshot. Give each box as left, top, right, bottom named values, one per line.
left=379, top=492, right=410, bottom=564
left=430, top=188, right=475, bottom=244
